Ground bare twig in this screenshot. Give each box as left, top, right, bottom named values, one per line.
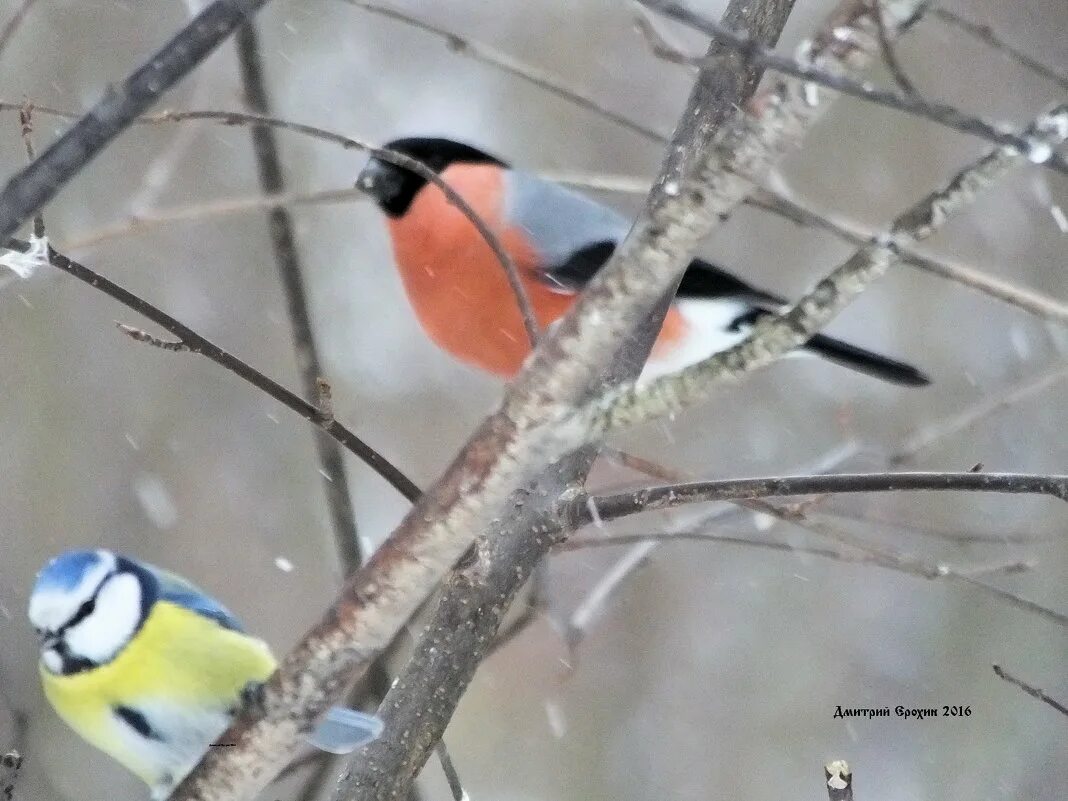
left=993, top=665, right=1068, bottom=717
left=344, top=0, right=665, bottom=142
left=434, top=742, right=466, bottom=801
left=931, top=7, right=1068, bottom=93
left=0, top=751, right=21, bottom=801
left=870, top=0, right=917, bottom=94
left=235, top=20, right=366, bottom=576
left=637, top=0, right=1068, bottom=175
left=563, top=538, right=657, bottom=660
left=746, top=189, right=1068, bottom=325
left=0, top=0, right=276, bottom=242
left=65, top=186, right=365, bottom=250
left=825, top=760, right=854, bottom=801
left=558, top=105, right=1068, bottom=440
left=4, top=238, right=422, bottom=503
left=571, top=472, right=1068, bottom=526
left=891, top=363, right=1068, bottom=463
left=16, top=98, right=1062, bottom=325
left=955, top=576, right=1068, bottom=628
left=0, top=0, right=41, bottom=60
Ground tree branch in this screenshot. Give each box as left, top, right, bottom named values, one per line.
left=745, top=188, right=1068, bottom=325
left=329, top=5, right=798, bottom=800
left=0, top=0, right=276, bottom=242
left=571, top=472, right=1068, bottom=526
left=554, top=104, right=1068, bottom=442
left=164, top=10, right=1063, bottom=801
left=992, top=665, right=1068, bottom=717
left=637, top=0, right=1068, bottom=174
left=4, top=238, right=422, bottom=503
left=235, top=20, right=365, bottom=573
left=0, top=0, right=42, bottom=61
left=930, top=7, right=1068, bottom=93
left=343, top=0, right=665, bottom=142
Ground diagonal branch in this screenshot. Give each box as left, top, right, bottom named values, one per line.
left=0, top=0, right=276, bottom=242
left=637, top=0, right=1068, bottom=174
left=167, top=1, right=799, bottom=799
left=554, top=104, right=1068, bottom=442
left=3, top=238, right=422, bottom=503
left=569, top=471, right=1068, bottom=526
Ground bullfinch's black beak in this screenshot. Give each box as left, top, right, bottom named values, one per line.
left=356, top=159, right=406, bottom=205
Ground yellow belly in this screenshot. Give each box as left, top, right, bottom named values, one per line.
left=40, top=601, right=276, bottom=788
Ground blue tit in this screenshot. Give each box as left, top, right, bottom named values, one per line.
left=28, top=549, right=383, bottom=800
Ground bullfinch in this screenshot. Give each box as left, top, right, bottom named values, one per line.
left=356, top=137, right=930, bottom=387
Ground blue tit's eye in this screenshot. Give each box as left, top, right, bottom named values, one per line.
left=68, top=596, right=96, bottom=628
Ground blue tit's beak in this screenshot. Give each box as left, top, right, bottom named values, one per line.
left=356, top=158, right=406, bottom=204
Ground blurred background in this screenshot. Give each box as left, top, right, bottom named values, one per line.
left=0, top=0, right=1066, bottom=799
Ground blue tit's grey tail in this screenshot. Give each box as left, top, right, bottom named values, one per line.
left=803, top=333, right=931, bottom=387
left=306, top=708, right=384, bottom=754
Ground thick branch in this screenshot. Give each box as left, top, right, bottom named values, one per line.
left=164, top=1, right=800, bottom=799
left=0, top=0, right=275, bottom=242
left=333, top=5, right=797, bottom=800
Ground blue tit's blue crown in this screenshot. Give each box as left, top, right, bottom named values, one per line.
left=34, top=550, right=111, bottom=593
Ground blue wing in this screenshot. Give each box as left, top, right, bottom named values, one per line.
left=139, top=561, right=246, bottom=632
left=306, top=708, right=384, bottom=754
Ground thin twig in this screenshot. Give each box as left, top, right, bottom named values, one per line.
left=4, top=238, right=422, bottom=503
left=571, top=472, right=1068, bottom=526
left=563, top=539, right=657, bottom=662
left=955, top=576, right=1068, bottom=628
left=891, top=363, right=1068, bottom=463
left=65, top=187, right=365, bottom=250
left=931, top=7, right=1068, bottom=93
left=636, top=0, right=1068, bottom=175
left=992, top=665, right=1068, bottom=717
left=14, top=99, right=1061, bottom=326
left=434, top=742, right=466, bottom=801
left=0, top=0, right=41, bottom=60
left=236, top=20, right=365, bottom=575
left=825, top=760, right=854, bottom=801
left=746, top=188, right=1068, bottom=325
left=870, top=0, right=917, bottom=94
left=16, top=104, right=44, bottom=240
left=0, top=0, right=276, bottom=242
left=127, top=0, right=217, bottom=215
left=0, top=99, right=540, bottom=344
left=344, top=0, right=665, bottom=143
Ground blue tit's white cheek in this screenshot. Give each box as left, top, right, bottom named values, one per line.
left=41, top=648, right=63, bottom=674
left=65, top=573, right=142, bottom=664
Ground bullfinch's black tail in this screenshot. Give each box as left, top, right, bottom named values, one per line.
left=803, top=333, right=931, bottom=387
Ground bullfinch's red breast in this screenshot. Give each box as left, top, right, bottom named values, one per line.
left=357, top=137, right=930, bottom=387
